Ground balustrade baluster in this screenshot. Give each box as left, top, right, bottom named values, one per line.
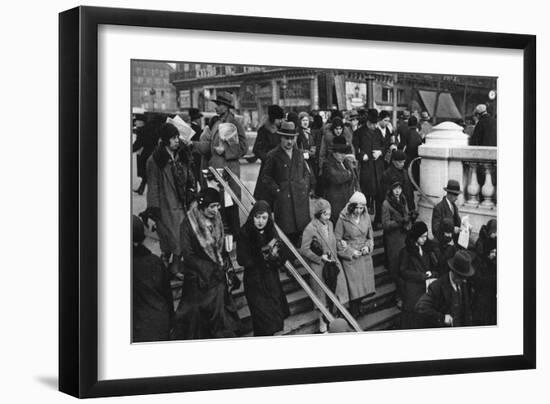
left=465, top=162, right=480, bottom=207
left=480, top=163, right=496, bottom=208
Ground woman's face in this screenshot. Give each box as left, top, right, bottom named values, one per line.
left=300, top=117, right=309, bottom=129
left=320, top=209, right=331, bottom=223
left=379, top=117, right=391, bottom=128
left=392, top=185, right=403, bottom=198
left=416, top=232, right=428, bottom=246
left=253, top=212, right=269, bottom=230
left=203, top=202, right=221, bottom=219
left=333, top=126, right=343, bottom=136
left=353, top=203, right=366, bottom=216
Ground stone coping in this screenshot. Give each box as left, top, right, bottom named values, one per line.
left=419, top=145, right=497, bottom=161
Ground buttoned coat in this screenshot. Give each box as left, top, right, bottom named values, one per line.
left=431, top=196, right=461, bottom=243
left=299, top=218, right=349, bottom=308
left=260, top=145, right=311, bottom=235
left=353, top=125, right=386, bottom=198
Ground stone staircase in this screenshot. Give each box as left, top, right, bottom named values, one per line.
left=172, top=229, right=401, bottom=336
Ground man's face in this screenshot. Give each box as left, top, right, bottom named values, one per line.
left=392, top=159, right=405, bottom=170
left=168, top=136, right=179, bottom=151
left=280, top=135, right=296, bottom=150
left=203, top=202, right=221, bottom=219
left=447, top=193, right=458, bottom=203
left=214, top=102, right=228, bottom=115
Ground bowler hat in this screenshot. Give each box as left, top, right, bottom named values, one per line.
left=268, top=105, right=284, bottom=120
left=448, top=250, right=475, bottom=277
left=276, top=121, right=298, bottom=137
left=391, top=150, right=407, bottom=162
left=444, top=179, right=462, bottom=195
left=212, top=91, right=235, bottom=108
left=367, top=108, right=379, bottom=124
left=188, top=108, right=203, bottom=121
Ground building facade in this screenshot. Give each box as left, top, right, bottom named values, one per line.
left=132, top=61, right=178, bottom=113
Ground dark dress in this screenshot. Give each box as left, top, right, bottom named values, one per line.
left=132, top=244, right=173, bottom=342
left=237, top=219, right=290, bottom=336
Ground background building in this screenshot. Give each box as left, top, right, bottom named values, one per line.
left=131, top=61, right=178, bottom=113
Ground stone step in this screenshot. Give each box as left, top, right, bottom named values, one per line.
left=357, top=306, right=402, bottom=331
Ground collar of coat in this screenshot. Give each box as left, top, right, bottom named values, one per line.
left=310, top=218, right=338, bottom=258
left=272, top=145, right=302, bottom=162
left=338, top=208, right=370, bottom=233
left=187, top=202, right=224, bottom=265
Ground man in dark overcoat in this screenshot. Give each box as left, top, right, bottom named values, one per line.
left=352, top=108, right=386, bottom=227
left=470, top=104, right=497, bottom=146
left=260, top=121, right=312, bottom=245
left=431, top=179, right=462, bottom=244
left=252, top=105, right=284, bottom=201
left=415, top=250, right=477, bottom=327
left=381, top=150, right=416, bottom=212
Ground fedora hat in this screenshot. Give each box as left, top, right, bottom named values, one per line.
left=448, top=250, right=475, bottom=278
left=212, top=91, right=235, bottom=108
left=276, top=121, right=298, bottom=136
left=444, top=179, right=462, bottom=195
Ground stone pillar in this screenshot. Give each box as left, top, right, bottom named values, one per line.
left=365, top=75, right=375, bottom=109
left=311, top=76, right=319, bottom=111
left=271, top=79, right=279, bottom=105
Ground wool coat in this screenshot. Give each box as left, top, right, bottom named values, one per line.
left=321, top=154, right=359, bottom=224
left=300, top=218, right=350, bottom=308
left=431, top=197, right=461, bottom=243
left=334, top=209, right=376, bottom=300
left=237, top=219, right=290, bottom=336
left=146, top=146, right=195, bottom=256
left=173, top=206, right=241, bottom=340
left=260, top=145, right=311, bottom=235
left=353, top=125, right=386, bottom=198
left=470, top=113, right=497, bottom=146
left=132, top=244, right=174, bottom=342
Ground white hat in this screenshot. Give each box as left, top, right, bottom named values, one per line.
left=349, top=191, right=367, bottom=205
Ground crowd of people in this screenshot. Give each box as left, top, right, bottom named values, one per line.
left=132, top=91, right=497, bottom=342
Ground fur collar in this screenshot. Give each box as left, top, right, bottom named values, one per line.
left=187, top=202, right=224, bottom=265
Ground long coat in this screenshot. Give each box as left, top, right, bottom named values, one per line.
left=318, top=125, right=355, bottom=171
left=173, top=209, right=241, bottom=340
left=334, top=210, right=376, bottom=300
left=381, top=164, right=416, bottom=211
left=260, top=146, right=311, bottom=235
left=431, top=197, right=461, bottom=243
left=133, top=122, right=160, bottom=179
left=194, top=111, right=248, bottom=197
left=470, top=114, right=497, bottom=146
left=146, top=146, right=194, bottom=256
left=132, top=244, right=173, bottom=342
left=381, top=196, right=410, bottom=296
left=237, top=220, right=290, bottom=336
left=300, top=218, right=349, bottom=308
left=353, top=125, right=386, bottom=198
left=253, top=122, right=281, bottom=201
left=321, top=154, right=359, bottom=224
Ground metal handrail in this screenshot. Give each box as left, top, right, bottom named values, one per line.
left=207, top=167, right=337, bottom=326
left=221, top=166, right=363, bottom=332
left=408, top=156, right=436, bottom=208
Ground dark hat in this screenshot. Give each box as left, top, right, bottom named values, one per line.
left=268, top=105, right=284, bottom=120
left=367, top=108, right=379, bottom=124
left=188, top=108, right=203, bottom=121
left=391, top=150, right=407, bottom=162
left=348, top=110, right=360, bottom=120
left=379, top=110, right=391, bottom=120
left=250, top=200, right=272, bottom=217
left=212, top=91, right=235, bottom=108
left=312, top=198, right=331, bottom=215
left=391, top=181, right=402, bottom=189
left=132, top=215, right=145, bottom=243
left=441, top=218, right=455, bottom=234
left=276, top=121, right=298, bottom=136
left=408, top=116, right=418, bottom=127
left=198, top=187, right=221, bottom=208
left=420, top=111, right=430, bottom=121
left=286, top=111, right=299, bottom=127
left=409, top=221, right=428, bottom=240
left=444, top=179, right=462, bottom=195
left=331, top=117, right=344, bottom=129
left=158, top=122, right=180, bottom=145
left=133, top=113, right=146, bottom=122
left=331, top=135, right=350, bottom=153
left=448, top=250, right=475, bottom=278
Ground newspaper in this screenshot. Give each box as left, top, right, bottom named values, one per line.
left=166, top=115, right=195, bottom=142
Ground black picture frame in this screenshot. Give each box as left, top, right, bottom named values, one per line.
left=59, top=5, right=536, bottom=398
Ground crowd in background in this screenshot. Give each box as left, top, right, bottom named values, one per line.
left=132, top=91, right=497, bottom=341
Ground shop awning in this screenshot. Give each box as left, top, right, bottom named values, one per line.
left=418, top=90, right=462, bottom=120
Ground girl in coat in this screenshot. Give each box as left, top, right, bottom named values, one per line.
left=300, top=198, right=350, bottom=333
left=398, top=221, right=440, bottom=329
left=237, top=200, right=290, bottom=336
left=173, top=188, right=241, bottom=340
left=381, top=181, right=411, bottom=305
left=334, top=191, right=376, bottom=317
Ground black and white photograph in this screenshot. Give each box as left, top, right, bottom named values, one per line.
left=131, top=61, right=498, bottom=342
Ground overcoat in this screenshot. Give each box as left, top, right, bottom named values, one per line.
left=237, top=219, right=290, bottom=336
left=318, top=125, right=355, bottom=171
left=132, top=244, right=173, bottom=342
left=300, top=218, right=350, bottom=308
left=146, top=146, right=195, bottom=256
left=321, top=154, right=359, bottom=224
left=431, top=197, right=461, bottom=243
left=260, top=146, right=311, bottom=235
left=334, top=209, right=376, bottom=300
left=470, top=114, right=497, bottom=146
left=173, top=205, right=241, bottom=340
left=252, top=122, right=280, bottom=201
left=133, top=123, right=159, bottom=179
left=353, top=125, right=386, bottom=198
left=381, top=164, right=416, bottom=211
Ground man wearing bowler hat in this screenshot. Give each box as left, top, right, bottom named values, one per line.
left=415, top=250, right=476, bottom=327
left=191, top=91, right=248, bottom=236
left=431, top=179, right=462, bottom=244
left=260, top=121, right=311, bottom=245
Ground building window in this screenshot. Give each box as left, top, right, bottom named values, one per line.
left=382, top=88, right=393, bottom=103
left=397, top=89, right=405, bottom=104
